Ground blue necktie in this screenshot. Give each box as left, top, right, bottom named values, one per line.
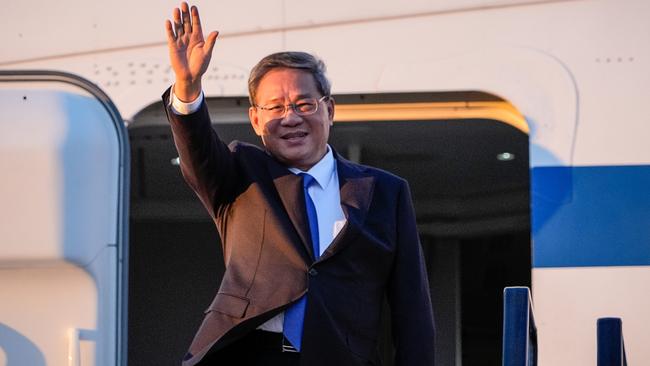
left=283, top=173, right=320, bottom=351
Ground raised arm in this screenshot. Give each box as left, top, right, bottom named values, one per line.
left=164, top=3, right=239, bottom=218
left=165, top=2, right=218, bottom=102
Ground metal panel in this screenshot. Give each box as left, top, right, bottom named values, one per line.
left=0, top=71, right=129, bottom=366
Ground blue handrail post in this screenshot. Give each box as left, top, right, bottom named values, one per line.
left=502, top=287, right=537, bottom=366
left=597, top=317, right=627, bottom=366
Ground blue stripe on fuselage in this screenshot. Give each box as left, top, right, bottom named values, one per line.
left=532, top=165, right=650, bottom=267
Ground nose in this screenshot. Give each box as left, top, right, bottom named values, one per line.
left=280, top=107, right=304, bottom=127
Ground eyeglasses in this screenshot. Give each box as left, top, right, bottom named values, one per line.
left=255, top=96, right=329, bottom=118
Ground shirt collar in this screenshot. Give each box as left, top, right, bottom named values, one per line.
left=288, top=145, right=336, bottom=190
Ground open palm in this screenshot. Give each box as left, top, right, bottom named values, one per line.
left=165, top=2, right=218, bottom=101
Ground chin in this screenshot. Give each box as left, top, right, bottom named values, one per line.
left=282, top=156, right=310, bottom=169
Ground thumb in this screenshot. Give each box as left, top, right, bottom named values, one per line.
left=204, top=31, right=219, bottom=55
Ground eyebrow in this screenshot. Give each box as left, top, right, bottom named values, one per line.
left=262, top=94, right=318, bottom=103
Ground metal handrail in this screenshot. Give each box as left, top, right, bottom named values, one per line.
left=502, top=286, right=538, bottom=366
left=597, top=317, right=627, bottom=366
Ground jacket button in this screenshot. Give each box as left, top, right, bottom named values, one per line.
left=308, top=268, right=318, bottom=276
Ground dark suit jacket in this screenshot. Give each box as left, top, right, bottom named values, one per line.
left=163, top=89, right=435, bottom=366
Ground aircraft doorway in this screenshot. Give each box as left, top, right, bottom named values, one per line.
left=127, top=92, right=531, bottom=366
left=326, top=95, right=531, bottom=366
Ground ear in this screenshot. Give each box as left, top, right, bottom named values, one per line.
left=249, top=106, right=264, bottom=136
left=326, top=97, right=335, bottom=125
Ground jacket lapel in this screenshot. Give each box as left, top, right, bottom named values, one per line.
left=265, top=150, right=375, bottom=263
left=319, top=154, right=375, bottom=262
left=267, top=159, right=315, bottom=261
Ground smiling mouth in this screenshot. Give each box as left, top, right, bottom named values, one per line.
left=281, top=132, right=308, bottom=140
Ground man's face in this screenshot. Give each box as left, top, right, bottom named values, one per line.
left=249, top=68, right=335, bottom=171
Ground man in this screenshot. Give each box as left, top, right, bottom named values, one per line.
left=163, top=3, right=435, bottom=365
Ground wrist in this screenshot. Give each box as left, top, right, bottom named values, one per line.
left=174, top=78, right=202, bottom=102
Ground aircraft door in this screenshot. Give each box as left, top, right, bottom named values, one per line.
left=0, top=71, right=129, bottom=366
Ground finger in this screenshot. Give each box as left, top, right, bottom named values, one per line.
left=173, top=7, right=183, bottom=35
left=181, top=2, right=191, bottom=34
left=165, top=20, right=176, bottom=43
left=190, top=5, right=202, bottom=35
left=204, top=31, right=219, bottom=55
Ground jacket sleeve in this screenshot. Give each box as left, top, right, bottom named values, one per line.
left=387, top=180, right=436, bottom=365
left=162, top=87, right=239, bottom=219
